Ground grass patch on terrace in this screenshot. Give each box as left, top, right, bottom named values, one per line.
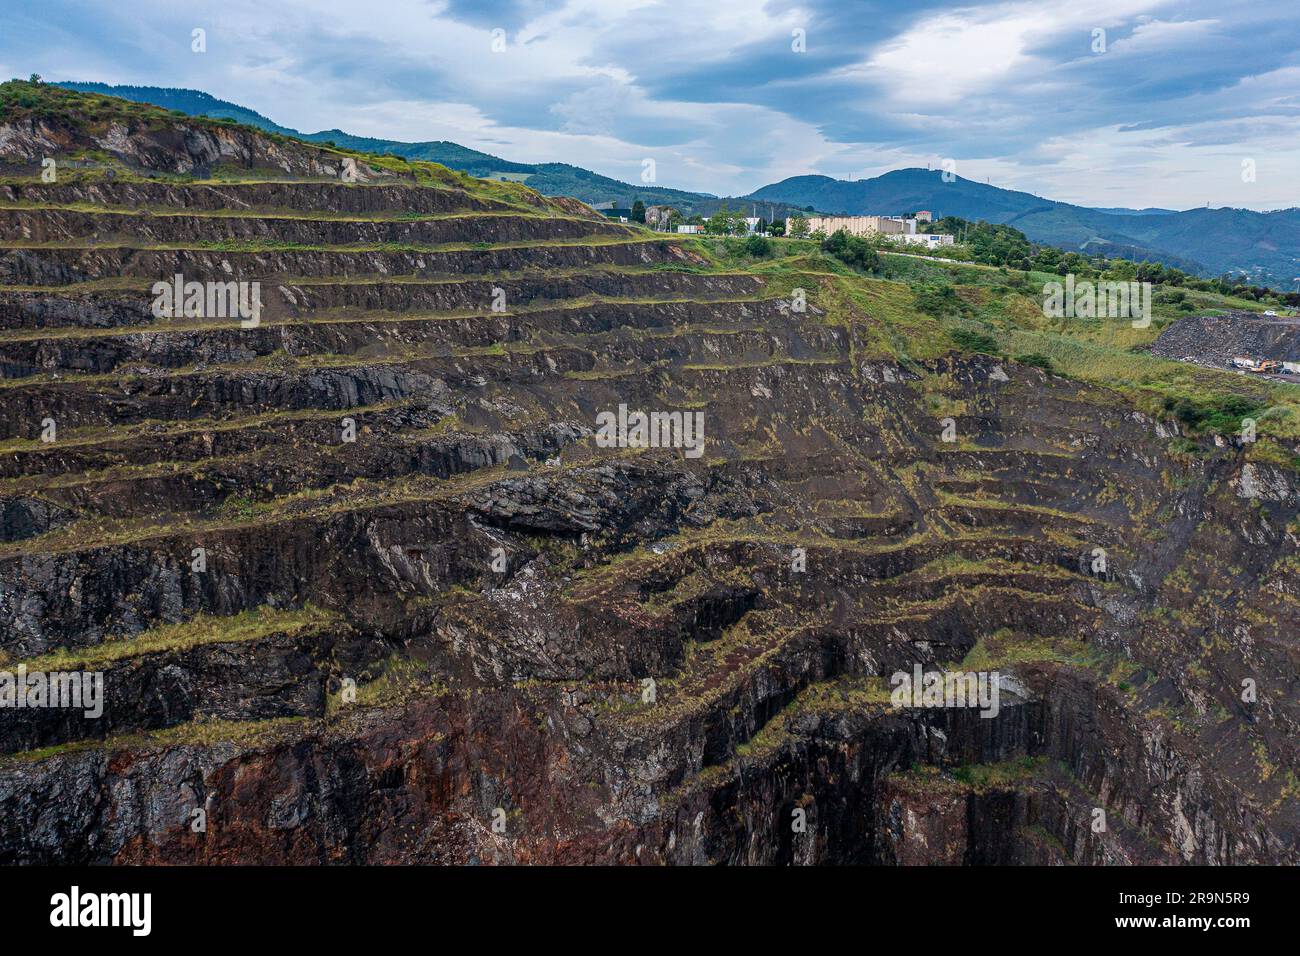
left=935, top=487, right=1101, bottom=522
left=0, top=201, right=549, bottom=223
left=0, top=291, right=781, bottom=344
left=887, top=756, right=1054, bottom=795
left=0, top=334, right=561, bottom=390
left=3, top=715, right=309, bottom=766
left=4, top=262, right=750, bottom=300
left=1246, top=437, right=1300, bottom=471
left=733, top=675, right=894, bottom=761
left=0, top=466, right=510, bottom=559
left=4, top=605, right=340, bottom=671
left=0, top=401, right=408, bottom=456
left=681, top=354, right=846, bottom=372
left=876, top=582, right=1085, bottom=623
left=0, top=234, right=652, bottom=255
left=0, top=447, right=267, bottom=495
left=611, top=610, right=821, bottom=729
left=0, top=308, right=517, bottom=342
left=324, top=653, right=449, bottom=715
left=957, top=628, right=1089, bottom=670
left=893, top=554, right=1076, bottom=589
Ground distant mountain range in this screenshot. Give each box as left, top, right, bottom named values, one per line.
left=56, top=82, right=1300, bottom=289
left=749, top=170, right=1300, bottom=285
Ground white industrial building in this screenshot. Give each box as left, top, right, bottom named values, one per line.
left=787, top=215, right=951, bottom=247
left=888, top=233, right=956, bottom=250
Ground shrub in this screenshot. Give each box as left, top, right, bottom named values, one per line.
left=1014, top=352, right=1054, bottom=372
left=950, top=327, right=1000, bottom=354
left=914, top=283, right=967, bottom=318
left=743, top=234, right=772, bottom=258
left=1162, top=394, right=1262, bottom=434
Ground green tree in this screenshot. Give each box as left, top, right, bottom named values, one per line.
left=822, top=229, right=880, bottom=271
left=1104, top=258, right=1138, bottom=280
left=931, top=216, right=1032, bottom=267
left=631, top=200, right=646, bottom=224
left=705, top=205, right=733, bottom=235
left=788, top=215, right=809, bottom=239
left=1032, top=246, right=1062, bottom=272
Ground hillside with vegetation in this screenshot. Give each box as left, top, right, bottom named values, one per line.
left=751, top=168, right=1300, bottom=289
left=54, top=81, right=715, bottom=209
left=0, top=80, right=1295, bottom=865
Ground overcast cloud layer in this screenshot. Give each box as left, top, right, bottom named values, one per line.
left=5, top=0, right=1299, bottom=210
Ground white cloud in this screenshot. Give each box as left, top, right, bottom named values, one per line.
left=8, top=0, right=1300, bottom=210
left=849, top=0, right=1170, bottom=105
left=1009, top=117, right=1300, bottom=209
left=1108, top=16, right=1218, bottom=54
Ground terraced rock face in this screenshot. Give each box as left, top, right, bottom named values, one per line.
left=0, top=94, right=1296, bottom=866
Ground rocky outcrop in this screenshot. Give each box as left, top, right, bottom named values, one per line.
left=0, top=113, right=394, bottom=181
left=1152, top=310, right=1300, bottom=367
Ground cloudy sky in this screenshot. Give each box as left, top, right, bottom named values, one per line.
left=5, top=0, right=1300, bottom=210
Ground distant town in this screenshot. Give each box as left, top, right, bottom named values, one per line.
left=594, top=201, right=955, bottom=251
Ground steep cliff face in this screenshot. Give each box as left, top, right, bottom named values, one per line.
left=0, top=85, right=1296, bottom=865
left=0, top=89, right=393, bottom=181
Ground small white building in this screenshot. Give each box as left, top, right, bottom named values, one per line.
left=676, top=224, right=704, bottom=234
left=891, top=233, right=955, bottom=250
